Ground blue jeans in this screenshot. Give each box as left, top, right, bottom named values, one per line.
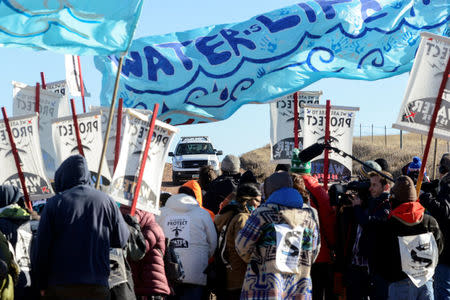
left=388, top=278, right=434, bottom=300
left=434, top=264, right=450, bottom=300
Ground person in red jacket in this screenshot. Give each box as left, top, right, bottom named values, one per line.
left=291, top=149, right=337, bottom=300
left=128, top=209, right=171, bottom=300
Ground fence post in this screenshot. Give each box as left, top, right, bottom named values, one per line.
left=360, top=123, right=362, bottom=141
left=421, top=135, right=424, bottom=152
left=400, top=130, right=403, bottom=149
left=385, top=125, right=387, bottom=146
left=371, top=124, right=373, bottom=144
left=432, top=138, right=438, bottom=180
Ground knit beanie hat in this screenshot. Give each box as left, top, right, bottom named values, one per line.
left=236, top=183, right=261, bottom=203
left=375, top=158, right=389, bottom=172
left=240, top=170, right=258, bottom=185
left=358, top=160, right=381, bottom=179
left=291, top=148, right=311, bottom=174
left=221, top=154, right=240, bottom=174
left=392, top=175, right=417, bottom=203
left=407, top=156, right=422, bottom=174
left=264, top=171, right=293, bottom=198
left=439, top=153, right=450, bottom=174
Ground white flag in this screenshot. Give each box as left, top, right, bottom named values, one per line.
left=65, top=55, right=90, bottom=97
left=13, top=81, right=71, bottom=179
left=90, top=106, right=152, bottom=176
left=52, top=111, right=111, bottom=185
left=109, top=109, right=178, bottom=214
left=270, top=91, right=322, bottom=163
left=302, top=104, right=359, bottom=182
left=393, top=32, right=450, bottom=139
left=0, top=114, right=54, bottom=199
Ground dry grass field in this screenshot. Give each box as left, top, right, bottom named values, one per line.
left=161, top=133, right=450, bottom=193
left=239, top=133, right=450, bottom=181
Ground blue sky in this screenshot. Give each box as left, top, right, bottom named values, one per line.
left=0, top=0, right=409, bottom=157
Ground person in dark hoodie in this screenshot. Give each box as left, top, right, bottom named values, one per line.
left=33, top=155, right=130, bottom=299
left=374, top=176, right=443, bottom=300
left=0, top=185, right=40, bottom=299
left=203, top=154, right=241, bottom=214
left=420, top=153, right=450, bottom=300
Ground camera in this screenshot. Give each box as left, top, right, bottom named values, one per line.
left=329, top=180, right=370, bottom=207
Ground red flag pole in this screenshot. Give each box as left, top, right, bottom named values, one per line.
left=77, top=56, right=86, bottom=113
left=35, top=83, right=40, bottom=114
left=130, top=103, right=160, bottom=216
left=70, top=99, right=85, bottom=157
left=416, top=57, right=450, bottom=196
left=1, top=107, right=32, bottom=211
left=40, top=72, right=47, bottom=89
left=35, top=83, right=40, bottom=127
left=113, top=98, right=123, bottom=173
left=293, top=92, right=299, bottom=149
left=323, top=100, right=331, bottom=190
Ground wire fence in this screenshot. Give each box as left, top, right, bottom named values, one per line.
left=356, top=124, right=450, bottom=152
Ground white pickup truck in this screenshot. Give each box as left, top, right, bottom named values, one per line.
left=169, top=136, right=222, bottom=184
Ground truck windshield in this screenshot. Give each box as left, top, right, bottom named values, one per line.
left=175, top=143, right=215, bottom=155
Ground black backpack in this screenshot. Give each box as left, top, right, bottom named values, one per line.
left=158, top=238, right=185, bottom=287
left=204, top=175, right=239, bottom=214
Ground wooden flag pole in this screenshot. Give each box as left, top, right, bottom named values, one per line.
left=323, top=100, right=331, bottom=190
left=293, top=92, right=299, bottom=149
left=1, top=107, right=32, bottom=210
left=113, top=98, right=123, bottom=173
left=77, top=56, right=86, bottom=113
left=95, top=56, right=124, bottom=190
left=130, top=103, right=160, bottom=216
left=416, top=56, right=450, bottom=196
left=40, top=72, right=47, bottom=89
left=70, top=99, right=85, bottom=157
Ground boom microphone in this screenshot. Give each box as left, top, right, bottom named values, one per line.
left=298, top=143, right=326, bottom=162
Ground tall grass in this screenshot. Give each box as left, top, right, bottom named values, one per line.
left=239, top=133, right=450, bottom=182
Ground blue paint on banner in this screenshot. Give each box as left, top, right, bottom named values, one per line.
left=0, top=0, right=144, bottom=55
left=95, top=0, right=449, bottom=125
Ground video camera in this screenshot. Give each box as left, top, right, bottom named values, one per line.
left=329, top=180, right=370, bottom=207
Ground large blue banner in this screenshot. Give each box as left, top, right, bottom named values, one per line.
left=0, top=0, right=144, bottom=55
left=95, top=0, right=449, bottom=125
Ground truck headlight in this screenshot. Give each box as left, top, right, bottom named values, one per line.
left=174, top=160, right=182, bottom=168
left=209, top=160, right=217, bottom=167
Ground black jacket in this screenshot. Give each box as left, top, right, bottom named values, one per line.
left=203, top=173, right=240, bottom=214
left=33, top=155, right=130, bottom=289
left=373, top=202, right=443, bottom=283
left=420, top=173, right=450, bottom=266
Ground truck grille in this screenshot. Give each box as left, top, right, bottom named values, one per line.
left=182, top=160, right=208, bottom=168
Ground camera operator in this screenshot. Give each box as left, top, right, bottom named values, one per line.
left=344, top=160, right=391, bottom=300
left=419, top=153, right=450, bottom=299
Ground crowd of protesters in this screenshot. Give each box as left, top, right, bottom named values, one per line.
left=0, top=150, right=448, bottom=300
